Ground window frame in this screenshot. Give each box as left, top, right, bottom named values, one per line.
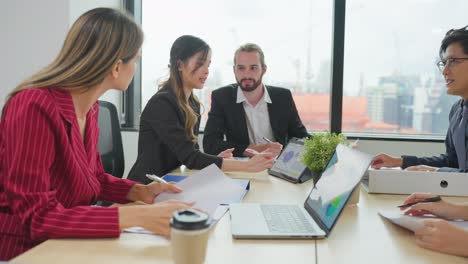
left=124, top=0, right=445, bottom=143
left=121, top=0, right=142, bottom=131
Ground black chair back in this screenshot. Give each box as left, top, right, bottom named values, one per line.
left=98, top=101, right=125, bottom=178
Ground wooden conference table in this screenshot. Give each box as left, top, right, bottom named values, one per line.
left=13, top=170, right=468, bottom=264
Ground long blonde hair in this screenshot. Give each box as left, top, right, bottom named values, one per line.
left=160, top=35, right=210, bottom=143
left=6, top=7, right=143, bottom=103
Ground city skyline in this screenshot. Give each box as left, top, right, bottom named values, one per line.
left=141, top=0, right=467, bottom=136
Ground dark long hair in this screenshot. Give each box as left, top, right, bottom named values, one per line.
left=160, top=35, right=210, bottom=142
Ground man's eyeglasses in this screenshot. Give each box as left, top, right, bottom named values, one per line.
left=437, top=58, right=468, bottom=72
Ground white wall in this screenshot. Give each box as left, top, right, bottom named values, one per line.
left=122, top=131, right=139, bottom=177
left=69, top=0, right=121, bottom=23
left=0, top=0, right=69, bottom=109
left=0, top=0, right=122, bottom=111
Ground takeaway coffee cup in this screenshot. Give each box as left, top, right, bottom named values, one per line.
left=170, top=209, right=210, bottom=264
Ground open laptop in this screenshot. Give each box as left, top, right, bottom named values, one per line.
left=268, top=138, right=313, bottom=183
left=230, top=144, right=373, bottom=239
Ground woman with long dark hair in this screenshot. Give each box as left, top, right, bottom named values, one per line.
left=128, top=35, right=273, bottom=183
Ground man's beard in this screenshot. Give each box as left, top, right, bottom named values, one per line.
left=236, top=74, right=263, bottom=92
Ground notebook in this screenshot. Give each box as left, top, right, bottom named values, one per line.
left=230, top=144, right=373, bottom=239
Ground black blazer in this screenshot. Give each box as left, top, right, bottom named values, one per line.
left=203, top=84, right=309, bottom=157
left=128, top=86, right=222, bottom=184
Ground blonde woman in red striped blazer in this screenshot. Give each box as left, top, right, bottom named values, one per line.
left=0, top=8, right=193, bottom=261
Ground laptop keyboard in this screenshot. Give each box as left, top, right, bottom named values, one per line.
left=260, top=204, right=316, bottom=233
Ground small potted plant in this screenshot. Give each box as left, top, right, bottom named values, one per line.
left=301, top=132, right=348, bottom=181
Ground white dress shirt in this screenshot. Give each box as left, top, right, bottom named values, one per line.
left=236, top=85, right=275, bottom=145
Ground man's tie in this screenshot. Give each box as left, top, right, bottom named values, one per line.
left=454, top=101, right=468, bottom=169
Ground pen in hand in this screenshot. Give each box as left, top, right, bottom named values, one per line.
left=262, top=137, right=273, bottom=144
left=397, top=196, right=442, bottom=208
left=245, top=148, right=260, bottom=155
left=146, top=174, right=168, bottom=184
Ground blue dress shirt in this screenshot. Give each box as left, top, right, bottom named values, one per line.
left=402, top=99, right=468, bottom=172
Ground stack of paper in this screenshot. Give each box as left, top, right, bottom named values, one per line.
left=154, top=164, right=249, bottom=219
left=379, top=209, right=468, bottom=232
left=224, top=171, right=269, bottom=181
left=125, top=164, right=250, bottom=235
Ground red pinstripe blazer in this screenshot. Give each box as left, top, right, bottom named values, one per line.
left=0, top=88, right=137, bottom=260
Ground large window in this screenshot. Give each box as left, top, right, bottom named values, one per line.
left=343, top=0, right=466, bottom=136
left=141, top=0, right=333, bottom=129
left=135, top=0, right=467, bottom=139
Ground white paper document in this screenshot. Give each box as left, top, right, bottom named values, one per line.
left=154, top=164, right=249, bottom=219
left=224, top=171, right=269, bottom=181
left=124, top=165, right=248, bottom=235
left=124, top=205, right=230, bottom=235
left=315, top=145, right=373, bottom=205
left=379, top=209, right=468, bottom=232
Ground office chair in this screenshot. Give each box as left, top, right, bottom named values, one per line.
left=98, top=100, right=125, bottom=178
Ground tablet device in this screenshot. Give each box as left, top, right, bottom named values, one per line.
left=268, top=138, right=313, bottom=183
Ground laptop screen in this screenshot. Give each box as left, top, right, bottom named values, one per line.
left=269, top=139, right=306, bottom=180
left=304, top=144, right=372, bottom=230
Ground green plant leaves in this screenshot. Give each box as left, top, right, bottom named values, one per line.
left=300, top=132, right=348, bottom=173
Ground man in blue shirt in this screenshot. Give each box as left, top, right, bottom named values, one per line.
left=372, top=26, right=468, bottom=173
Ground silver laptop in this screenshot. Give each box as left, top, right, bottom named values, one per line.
left=230, top=144, right=373, bottom=239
